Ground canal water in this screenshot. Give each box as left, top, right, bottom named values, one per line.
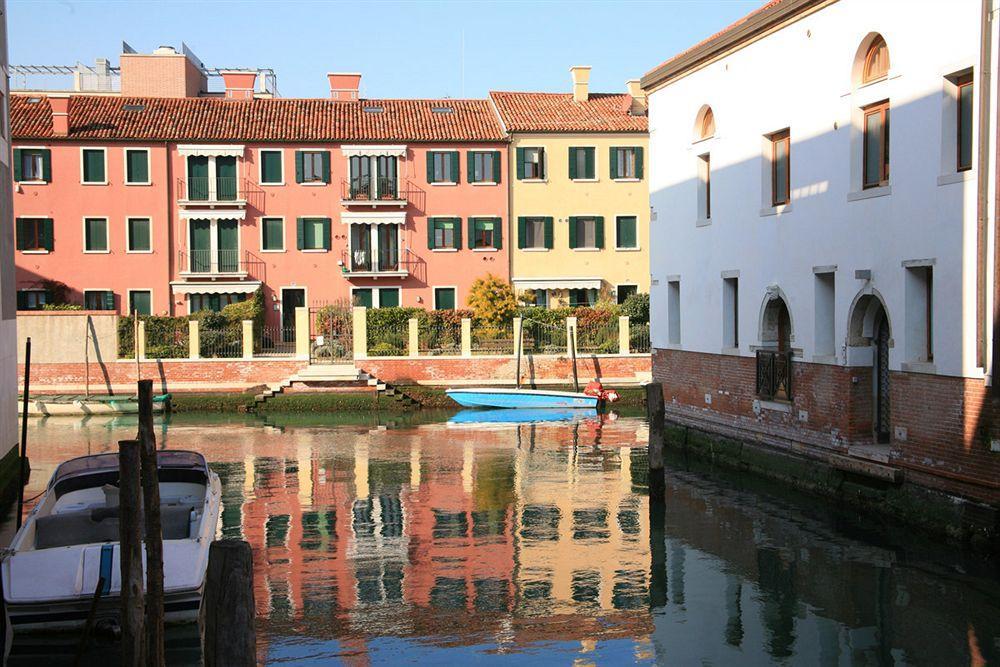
left=7, top=411, right=1000, bottom=665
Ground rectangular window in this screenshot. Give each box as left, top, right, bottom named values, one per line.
left=260, top=150, right=283, bottom=184
left=814, top=272, right=835, bottom=357
left=470, top=217, right=500, bottom=249
left=16, top=218, right=51, bottom=252
left=569, top=216, right=603, bottom=249
left=127, top=217, right=151, bottom=252
left=378, top=288, right=400, bottom=308
left=616, top=216, right=637, bottom=249
left=129, top=290, right=152, bottom=316
left=84, top=217, right=108, bottom=252
left=429, top=217, right=460, bottom=250
left=262, top=217, right=284, bottom=251
left=518, top=147, right=545, bottom=180
left=569, top=147, right=595, bottom=180
left=299, top=217, right=328, bottom=250
left=520, top=217, right=548, bottom=249
left=568, top=289, right=598, bottom=308
left=957, top=74, right=973, bottom=172
left=190, top=292, right=246, bottom=313
left=863, top=101, right=890, bottom=189
left=697, top=153, right=712, bottom=220
left=301, top=152, right=324, bottom=183
left=17, top=149, right=46, bottom=182
left=84, top=290, right=115, bottom=311
left=905, top=265, right=934, bottom=362
left=434, top=287, right=456, bottom=310
left=353, top=288, right=373, bottom=309
left=81, top=148, right=106, bottom=184
left=617, top=284, right=637, bottom=305
left=723, top=277, right=739, bottom=349
left=16, top=290, right=48, bottom=310
left=611, top=147, right=641, bottom=179
left=428, top=151, right=458, bottom=184
left=469, top=151, right=498, bottom=183
left=125, top=149, right=149, bottom=184
left=667, top=280, right=681, bottom=345
left=770, top=130, right=790, bottom=206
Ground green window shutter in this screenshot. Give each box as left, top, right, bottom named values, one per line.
left=261, top=151, right=282, bottom=183
left=322, top=218, right=331, bottom=249
left=427, top=152, right=436, bottom=183
left=42, top=218, right=54, bottom=251
left=568, top=148, right=578, bottom=180
left=450, top=151, right=460, bottom=183
left=379, top=288, right=399, bottom=308
left=104, top=291, right=115, bottom=311
left=467, top=218, right=476, bottom=249
left=294, top=152, right=304, bottom=183
left=436, top=288, right=456, bottom=310
left=494, top=217, right=502, bottom=250
left=41, top=149, right=52, bottom=182
left=321, top=151, right=331, bottom=183
left=296, top=217, right=305, bottom=250
left=516, top=148, right=525, bottom=180
left=427, top=218, right=437, bottom=249
left=493, top=151, right=501, bottom=184
left=12, top=149, right=21, bottom=182
left=635, top=147, right=644, bottom=179
left=467, top=153, right=476, bottom=183
left=517, top=217, right=526, bottom=249
left=84, top=150, right=104, bottom=182
left=16, top=292, right=26, bottom=310
left=544, top=217, right=554, bottom=249
left=126, top=150, right=148, bottom=183
left=609, top=147, right=619, bottom=179
left=619, top=216, right=637, bottom=248
left=585, top=148, right=595, bottom=179
left=15, top=219, right=24, bottom=250
left=568, top=217, right=578, bottom=249
left=595, top=216, right=605, bottom=249
left=453, top=217, right=462, bottom=250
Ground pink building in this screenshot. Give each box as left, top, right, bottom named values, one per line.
left=11, top=53, right=509, bottom=338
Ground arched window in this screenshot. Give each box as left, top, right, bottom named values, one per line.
left=698, top=107, right=715, bottom=140
left=861, top=35, right=889, bottom=84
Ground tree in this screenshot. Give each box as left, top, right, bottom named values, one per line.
left=467, top=274, right=517, bottom=324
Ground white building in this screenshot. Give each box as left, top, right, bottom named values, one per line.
left=643, top=0, right=1000, bottom=506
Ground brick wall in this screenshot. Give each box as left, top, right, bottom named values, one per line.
left=653, top=347, right=1000, bottom=504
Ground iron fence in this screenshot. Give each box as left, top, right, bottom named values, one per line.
left=200, top=322, right=243, bottom=359
left=471, top=322, right=514, bottom=355
left=630, top=322, right=651, bottom=353
left=419, top=319, right=462, bottom=356
left=310, top=305, right=353, bottom=363
left=256, top=325, right=296, bottom=357
left=367, top=319, right=408, bottom=357
left=756, top=349, right=792, bottom=400
left=521, top=319, right=567, bottom=355
left=575, top=318, right=620, bottom=354
left=183, top=176, right=240, bottom=201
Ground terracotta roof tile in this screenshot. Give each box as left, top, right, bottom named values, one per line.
left=488, top=91, right=647, bottom=134
left=11, top=95, right=506, bottom=142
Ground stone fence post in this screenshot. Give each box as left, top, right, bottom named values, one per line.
left=512, top=317, right=523, bottom=359
left=408, top=318, right=419, bottom=357
left=461, top=318, right=472, bottom=357
left=565, top=316, right=577, bottom=356
left=294, top=307, right=309, bottom=360
left=189, top=319, right=200, bottom=359
left=353, top=306, right=368, bottom=360
left=241, top=320, right=254, bottom=360
left=137, top=319, right=147, bottom=361
left=619, top=315, right=630, bottom=355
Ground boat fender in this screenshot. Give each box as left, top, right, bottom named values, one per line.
left=584, top=381, right=619, bottom=404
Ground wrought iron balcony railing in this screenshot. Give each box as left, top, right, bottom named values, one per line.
left=341, top=176, right=406, bottom=204
left=756, top=349, right=792, bottom=401
left=178, top=249, right=264, bottom=280
left=178, top=177, right=244, bottom=203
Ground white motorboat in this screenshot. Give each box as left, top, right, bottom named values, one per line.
left=2, top=450, right=221, bottom=632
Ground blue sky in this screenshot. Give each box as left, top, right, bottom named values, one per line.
left=9, top=1, right=758, bottom=99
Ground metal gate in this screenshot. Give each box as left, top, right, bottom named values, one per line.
left=309, top=304, right=353, bottom=364
left=874, top=316, right=891, bottom=443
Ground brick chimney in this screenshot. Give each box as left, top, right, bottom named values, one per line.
left=625, top=79, right=647, bottom=116
left=49, top=94, right=70, bottom=136
left=570, top=66, right=591, bottom=102
left=327, top=73, right=361, bottom=101
left=120, top=45, right=207, bottom=98
left=220, top=71, right=257, bottom=100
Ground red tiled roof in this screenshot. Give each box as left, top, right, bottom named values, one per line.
left=11, top=95, right=507, bottom=142
left=488, top=92, right=647, bottom=134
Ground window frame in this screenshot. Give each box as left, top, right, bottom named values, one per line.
left=123, top=147, right=151, bottom=186
left=956, top=73, right=974, bottom=173
left=127, top=288, right=153, bottom=316
left=469, top=151, right=498, bottom=185
left=18, top=147, right=47, bottom=183
left=17, top=289, right=48, bottom=311
left=770, top=129, right=791, bottom=206
left=83, top=289, right=115, bottom=311
left=18, top=217, right=48, bottom=253
left=470, top=216, right=500, bottom=250
left=433, top=286, right=458, bottom=310
left=697, top=153, right=712, bottom=221
left=352, top=286, right=401, bottom=309
left=612, top=147, right=639, bottom=180
left=430, top=217, right=459, bottom=251
left=80, top=147, right=108, bottom=185
left=82, top=216, right=109, bottom=254
left=615, top=215, right=638, bottom=250
left=300, top=216, right=328, bottom=251
left=520, top=147, right=546, bottom=181
left=523, top=216, right=547, bottom=250
left=300, top=151, right=325, bottom=184
left=569, top=146, right=597, bottom=181
left=571, top=216, right=599, bottom=250
left=260, top=216, right=285, bottom=252
left=429, top=151, right=457, bottom=185
left=125, top=216, right=153, bottom=254
left=862, top=100, right=890, bottom=189
left=862, top=36, right=890, bottom=85
left=259, top=148, right=285, bottom=185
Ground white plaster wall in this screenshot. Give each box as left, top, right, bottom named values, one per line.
left=647, top=0, right=988, bottom=378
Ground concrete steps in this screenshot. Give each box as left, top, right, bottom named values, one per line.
left=253, top=364, right=419, bottom=408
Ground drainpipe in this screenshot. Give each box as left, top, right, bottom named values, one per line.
left=165, top=140, right=174, bottom=316
left=981, top=0, right=994, bottom=374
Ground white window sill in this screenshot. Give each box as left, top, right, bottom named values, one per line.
left=301, top=248, right=328, bottom=253
left=572, top=247, right=601, bottom=252
left=721, top=346, right=740, bottom=356
left=812, top=354, right=838, bottom=364
left=260, top=182, right=285, bottom=187
left=615, top=246, right=641, bottom=252
left=124, top=182, right=152, bottom=187
left=696, top=217, right=712, bottom=228
left=17, top=180, right=48, bottom=186
left=431, top=248, right=459, bottom=252
left=519, top=179, right=547, bottom=184
left=665, top=342, right=683, bottom=350
left=81, top=181, right=108, bottom=186
left=571, top=178, right=598, bottom=183
left=430, top=182, right=458, bottom=187
left=613, top=178, right=640, bottom=183
left=471, top=182, right=498, bottom=186
left=521, top=247, right=549, bottom=252
left=760, top=203, right=792, bottom=217
left=847, top=185, right=891, bottom=202
left=900, top=361, right=937, bottom=374
left=937, top=171, right=973, bottom=187
left=126, top=249, right=153, bottom=254
left=21, top=250, right=49, bottom=254
left=299, top=181, right=328, bottom=187
left=757, top=399, right=792, bottom=413
left=260, top=248, right=286, bottom=253
left=84, top=249, right=110, bottom=254
left=473, top=248, right=498, bottom=252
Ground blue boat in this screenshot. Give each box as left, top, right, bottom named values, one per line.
left=449, top=407, right=599, bottom=425
left=445, top=388, right=599, bottom=409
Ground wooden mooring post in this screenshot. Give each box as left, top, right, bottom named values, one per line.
left=137, top=379, right=165, bottom=666
left=645, top=382, right=665, bottom=502
left=202, top=539, right=256, bottom=667
left=118, top=439, right=145, bottom=666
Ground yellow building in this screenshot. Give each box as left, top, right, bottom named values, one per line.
left=490, top=68, right=649, bottom=307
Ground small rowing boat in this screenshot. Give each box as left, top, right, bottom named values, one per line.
left=446, top=388, right=599, bottom=409
left=23, top=393, right=172, bottom=417
left=2, top=450, right=220, bottom=632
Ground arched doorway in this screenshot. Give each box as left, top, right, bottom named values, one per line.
left=760, top=293, right=792, bottom=352
left=848, top=292, right=892, bottom=443
left=757, top=292, right=793, bottom=400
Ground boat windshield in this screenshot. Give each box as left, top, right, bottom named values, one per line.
left=50, top=450, right=208, bottom=488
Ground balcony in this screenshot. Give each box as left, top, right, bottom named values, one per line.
left=178, top=249, right=264, bottom=280
left=340, top=176, right=409, bottom=207
left=340, top=248, right=412, bottom=278
left=177, top=177, right=248, bottom=207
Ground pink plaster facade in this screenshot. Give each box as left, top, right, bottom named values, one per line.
left=13, top=138, right=509, bottom=326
